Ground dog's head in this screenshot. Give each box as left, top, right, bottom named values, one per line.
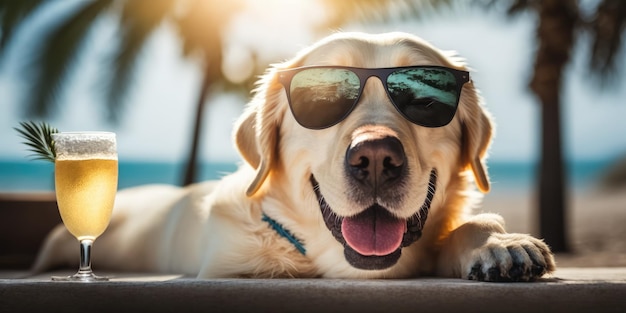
left=234, top=32, right=492, bottom=274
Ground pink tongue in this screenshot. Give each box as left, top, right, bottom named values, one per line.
left=341, top=206, right=406, bottom=256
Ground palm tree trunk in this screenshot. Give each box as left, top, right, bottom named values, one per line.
left=182, top=62, right=213, bottom=186
left=537, top=84, right=568, bottom=252
left=530, top=0, right=577, bottom=252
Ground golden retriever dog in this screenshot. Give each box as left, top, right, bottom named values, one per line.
left=34, top=32, right=555, bottom=281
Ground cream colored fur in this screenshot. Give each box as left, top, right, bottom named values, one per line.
left=33, top=32, right=555, bottom=280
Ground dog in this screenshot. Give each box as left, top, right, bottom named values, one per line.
left=34, top=32, right=555, bottom=281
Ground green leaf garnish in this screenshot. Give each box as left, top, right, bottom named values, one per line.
left=14, top=121, right=59, bottom=163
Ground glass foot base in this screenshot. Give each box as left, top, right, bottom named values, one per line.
left=52, top=271, right=109, bottom=282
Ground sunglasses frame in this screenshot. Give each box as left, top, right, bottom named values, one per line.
left=277, top=65, right=470, bottom=129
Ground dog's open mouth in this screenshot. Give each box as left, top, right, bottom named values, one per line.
left=311, top=169, right=437, bottom=270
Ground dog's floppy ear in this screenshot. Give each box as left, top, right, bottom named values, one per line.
left=460, top=82, right=493, bottom=193
left=234, top=69, right=284, bottom=197
left=235, top=108, right=261, bottom=169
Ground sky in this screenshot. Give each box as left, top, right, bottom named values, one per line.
left=1, top=1, right=626, bottom=165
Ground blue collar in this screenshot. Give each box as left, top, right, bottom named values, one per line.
left=262, top=213, right=306, bottom=255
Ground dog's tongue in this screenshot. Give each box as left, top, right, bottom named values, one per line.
left=341, top=205, right=406, bottom=256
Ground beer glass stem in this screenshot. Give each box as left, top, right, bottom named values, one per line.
left=78, top=239, right=94, bottom=275
left=52, top=238, right=108, bottom=281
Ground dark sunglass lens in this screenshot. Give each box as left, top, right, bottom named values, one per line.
left=289, top=68, right=360, bottom=129
left=387, top=68, right=460, bottom=127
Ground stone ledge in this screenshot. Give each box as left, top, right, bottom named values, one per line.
left=1, top=268, right=624, bottom=313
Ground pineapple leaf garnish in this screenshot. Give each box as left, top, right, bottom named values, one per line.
left=14, top=121, right=59, bottom=163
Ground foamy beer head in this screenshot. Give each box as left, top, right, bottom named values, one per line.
left=52, top=132, right=117, bottom=160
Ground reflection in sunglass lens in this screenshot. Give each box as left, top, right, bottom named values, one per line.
left=387, top=68, right=459, bottom=127
left=289, top=68, right=360, bottom=129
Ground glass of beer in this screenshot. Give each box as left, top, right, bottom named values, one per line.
left=51, top=132, right=118, bottom=281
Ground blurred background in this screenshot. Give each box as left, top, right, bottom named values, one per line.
left=1, top=0, right=625, bottom=264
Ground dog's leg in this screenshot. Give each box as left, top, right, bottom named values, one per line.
left=437, top=213, right=555, bottom=282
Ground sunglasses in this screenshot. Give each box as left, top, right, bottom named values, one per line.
left=277, top=66, right=470, bottom=129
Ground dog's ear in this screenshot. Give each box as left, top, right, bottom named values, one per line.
left=460, top=82, right=493, bottom=193
left=235, top=108, right=262, bottom=169
left=234, top=69, right=284, bottom=197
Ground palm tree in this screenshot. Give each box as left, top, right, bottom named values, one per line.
left=485, top=0, right=625, bottom=252
left=512, top=0, right=578, bottom=253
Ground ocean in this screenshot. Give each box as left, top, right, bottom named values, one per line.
left=0, top=159, right=612, bottom=193
left=0, top=160, right=238, bottom=192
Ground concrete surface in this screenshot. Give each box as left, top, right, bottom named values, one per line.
left=1, top=268, right=625, bottom=313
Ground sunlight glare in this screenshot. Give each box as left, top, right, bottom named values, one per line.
left=222, top=0, right=326, bottom=84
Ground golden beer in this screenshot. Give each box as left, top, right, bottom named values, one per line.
left=55, top=158, right=118, bottom=241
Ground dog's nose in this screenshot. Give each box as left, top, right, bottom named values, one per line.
left=346, top=136, right=406, bottom=190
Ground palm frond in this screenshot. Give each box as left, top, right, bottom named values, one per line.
left=25, top=0, right=113, bottom=118
left=170, top=0, right=243, bottom=100
left=0, top=0, right=46, bottom=59
left=588, top=0, right=626, bottom=83
left=14, top=121, right=58, bottom=162
left=475, top=0, right=538, bottom=16
left=103, top=0, right=174, bottom=121
left=503, top=0, right=539, bottom=17
left=174, top=0, right=242, bottom=61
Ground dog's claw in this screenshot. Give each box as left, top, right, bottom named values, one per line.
left=507, top=263, right=527, bottom=281
left=468, top=263, right=484, bottom=281
left=468, top=263, right=542, bottom=282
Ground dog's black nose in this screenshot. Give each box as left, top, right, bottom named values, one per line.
left=346, top=136, right=406, bottom=190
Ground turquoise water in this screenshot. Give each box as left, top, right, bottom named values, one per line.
left=0, top=159, right=611, bottom=192
left=0, top=160, right=238, bottom=192
left=485, top=161, right=609, bottom=191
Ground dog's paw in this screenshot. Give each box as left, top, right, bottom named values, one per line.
left=464, top=233, right=555, bottom=282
